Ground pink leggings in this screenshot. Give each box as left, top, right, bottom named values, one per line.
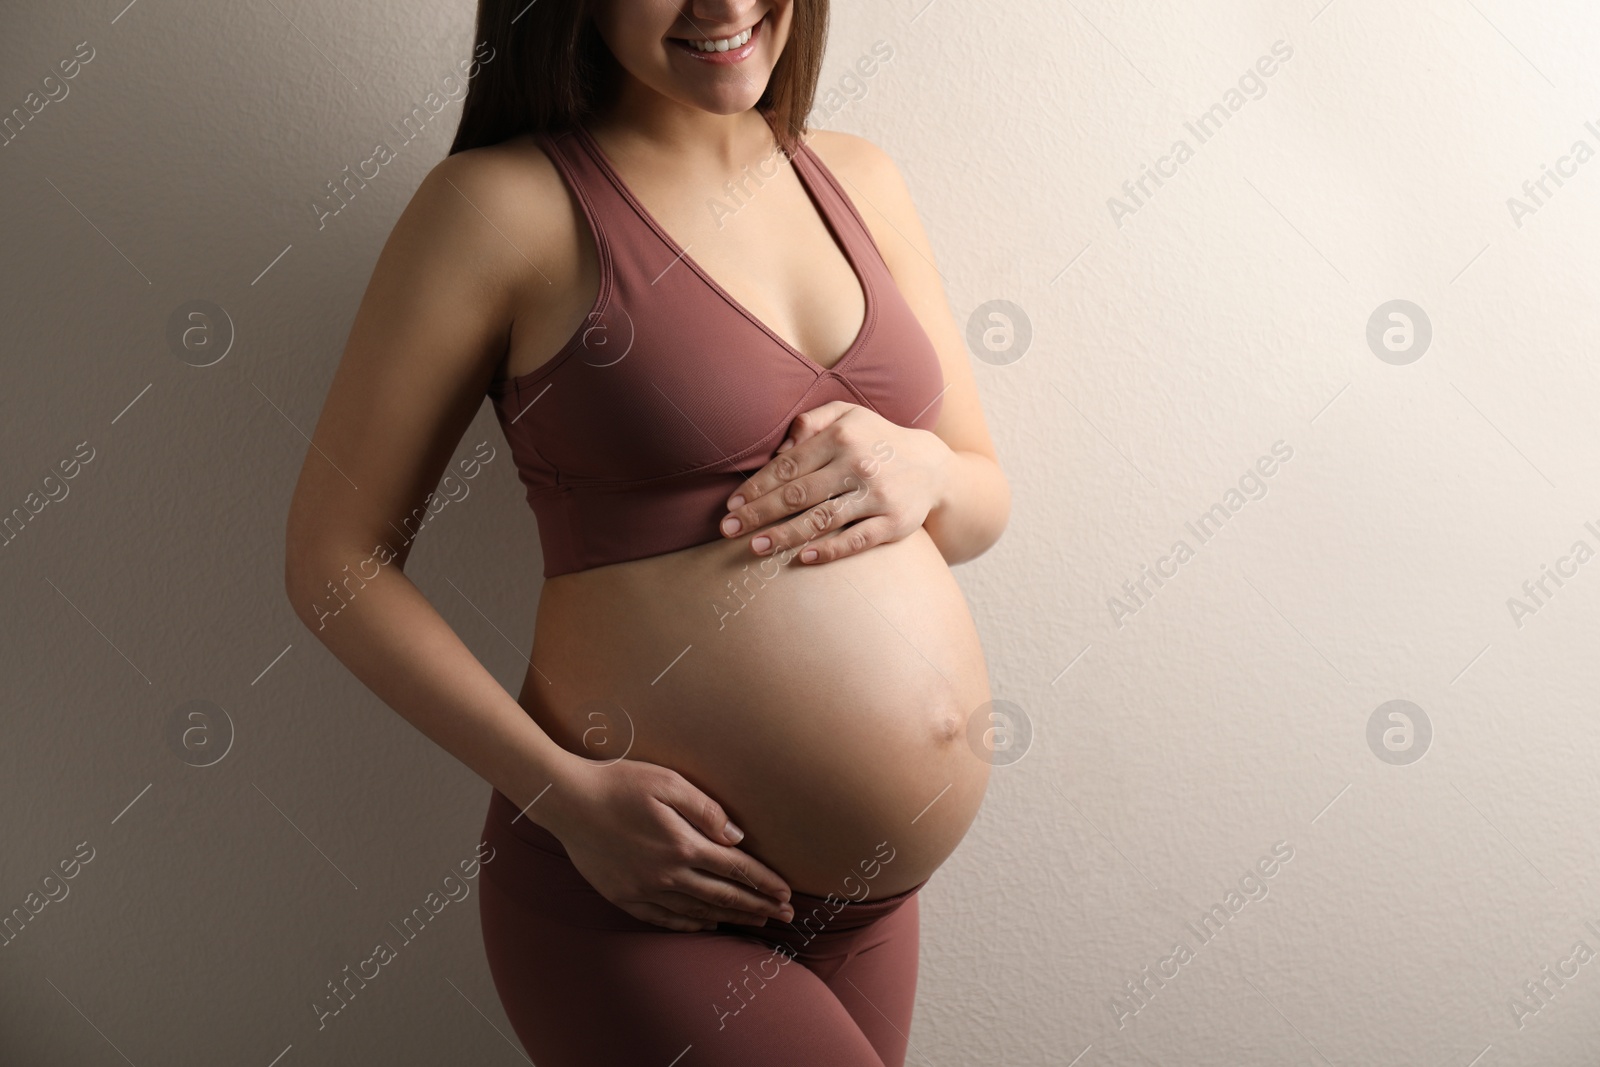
left=477, top=787, right=925, bottom=1066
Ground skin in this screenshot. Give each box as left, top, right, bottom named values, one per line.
left=284, top=0, right=1009, bottom=935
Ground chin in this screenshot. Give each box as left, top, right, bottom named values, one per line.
left=691, top=93, right=770, bottom=116
left=658, top=73, right=771, bottom=116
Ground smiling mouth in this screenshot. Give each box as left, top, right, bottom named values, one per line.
left=668, top=14, right=763, bottom=56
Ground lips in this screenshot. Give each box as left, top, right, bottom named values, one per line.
left=667, top=13, right=763, bottom=61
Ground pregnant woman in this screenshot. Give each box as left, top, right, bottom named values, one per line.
left=284, top=1, right=1009, bottom=1064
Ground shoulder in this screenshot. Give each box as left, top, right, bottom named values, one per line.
left=800, top=128, right=933, bottom=282
left=399, top=135, right=580, bottom=272
left=392, top=133, right=590, bottom=307
left=801, top=128, right=911, bottom=211
left=419, top=133, right=567, bottom=215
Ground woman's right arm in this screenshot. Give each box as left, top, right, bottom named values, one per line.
left=283, top=148, right=791, bottom=931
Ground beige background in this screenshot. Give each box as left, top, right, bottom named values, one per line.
left=4, top=0, right=1600, bottom=1064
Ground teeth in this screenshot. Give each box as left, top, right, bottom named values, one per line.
left=690, top=27, right=752, bottom=52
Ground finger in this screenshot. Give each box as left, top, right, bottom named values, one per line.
left=698, top=842, right=793, bottom=906
left=774, top=400, right=856, bottom=454
left=628, top=900, right=716, bottom=933
left=672, top=867, right=795, bottom=919
left=727, top=464, right=858, bottom=545
left=657, top=889, right=787, bottom=927
left=722, top=441, right=832, bottom=531
left=659, top=780, right=746, bottom=848
left=655, top=779, right=793, bottom=903
left=758, top=488, right=873, bottom=557
left=794, top=515, right=898, bottom=565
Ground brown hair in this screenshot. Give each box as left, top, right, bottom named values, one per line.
left=448, top=1, right=829, bottom=156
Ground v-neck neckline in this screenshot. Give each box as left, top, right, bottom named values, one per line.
left=570, top=113, right=873, bottom=377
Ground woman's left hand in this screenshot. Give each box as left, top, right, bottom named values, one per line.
left=719, top=401, right=952, bottom=564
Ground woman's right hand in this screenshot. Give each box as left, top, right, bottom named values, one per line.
left=544, top=756, right=795, bottom=932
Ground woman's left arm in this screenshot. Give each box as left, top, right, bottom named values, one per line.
left=720, top=130, right=1010, bottom=566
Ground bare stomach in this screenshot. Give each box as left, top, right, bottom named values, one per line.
left=513, top=526, right=992, bottom=899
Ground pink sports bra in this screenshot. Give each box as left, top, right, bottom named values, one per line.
left=487, top=112, right=947, bottom=579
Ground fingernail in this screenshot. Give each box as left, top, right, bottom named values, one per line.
left=728, top=494, right=745, bottom=509
left=752, top=535, right=771, bottom=553
left=721, top=516, right=741, bottom=536
left=776, top=437, right=793, bottom=453
left=778, top=904, right=794, bottom=920
left=800, top=548, right=818, bottom=562
left=724, top=820, right=744, bottom=843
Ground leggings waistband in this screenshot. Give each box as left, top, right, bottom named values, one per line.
left=485, top=787, right=925, bottom=922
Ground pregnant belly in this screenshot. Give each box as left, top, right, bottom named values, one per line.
left=514, top=526, right=993, bottom=899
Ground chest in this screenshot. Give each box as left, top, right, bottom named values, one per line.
left=614, top=153, right=868, bottom=373
left=490, top=127, right=947, bottom=489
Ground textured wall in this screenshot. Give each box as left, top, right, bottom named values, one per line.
left=4, top=0, right=1600, bottom=1064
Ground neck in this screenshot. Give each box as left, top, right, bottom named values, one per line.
left=587, top=84, right=777, bottom=171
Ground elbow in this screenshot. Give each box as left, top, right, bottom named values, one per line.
left=285, top=527, right=408, bottom=633
left=934, top=464, right=1010, bottom=566
left=285, top=541, right=353, bottom=636
left=283, top=493, right=321, bottom=626
left=283, top=519, right=346, bottom=633
left=991, top=471, right=1013, bottom=545
left=283, top=537, right=323, bottom=632
left=283, top=491, right=396, bottom=632
left=943, top=527, right=1007, bottom=567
